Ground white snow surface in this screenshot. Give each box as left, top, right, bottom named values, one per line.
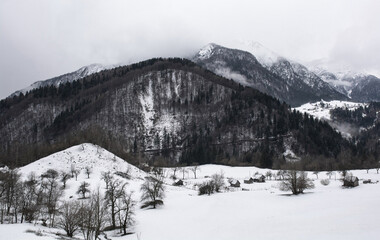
left=294, top=100, right=367, bottom=120
left=3, top=144, right=380, bottom=240
left=18, top=143, right=146, bottom=202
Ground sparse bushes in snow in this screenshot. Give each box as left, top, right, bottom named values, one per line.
left=198, top=173, right=225, bottom=195
left=211, top=173, right=225, bottom=192
left=320, top=179, right=330, bottom=186
left=198, top=181, right=215, bottom=195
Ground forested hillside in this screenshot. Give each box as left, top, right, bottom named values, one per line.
left=0, top=58, right=374, bottom=170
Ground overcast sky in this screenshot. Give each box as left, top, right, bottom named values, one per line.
left=1, top=0, right=379, bottom=99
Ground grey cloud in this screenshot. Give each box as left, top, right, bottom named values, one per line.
left=1, top=0, right=379, bottom=99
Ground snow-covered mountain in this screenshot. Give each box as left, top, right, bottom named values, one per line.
left=242, top=42, right=347, bottom=100
left=193, top=43, right=347, bottom=106
left=8, top=64, right=112, bottom=98
left=306, top=60, right=380, bottom=103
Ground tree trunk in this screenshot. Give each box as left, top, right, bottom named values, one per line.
left=111, top=203, right=116, bottom=229
left=123, top=223, right=127, bottom=235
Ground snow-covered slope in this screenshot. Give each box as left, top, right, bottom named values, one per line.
left=294, top=100, right=367, bottom=121
left=19, top=143, right=144, bottom=179
left=18, top=143, right=146, bottom=200
left=9, top=64, right=112, bottom=98
left=7, top=156, right=380, bottom=240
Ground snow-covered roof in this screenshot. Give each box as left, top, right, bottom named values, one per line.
left=254, top=174, right=265, bottom=179
left=229, top=179, right=240, bottom=185
left=344, top=175, right=358, bottom=182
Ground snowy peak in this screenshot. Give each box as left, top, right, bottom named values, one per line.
left=196, top=43, right=219, bottom=60
left=8, top=63, right=112, bottom=98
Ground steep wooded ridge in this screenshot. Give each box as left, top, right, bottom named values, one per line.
left=0, top=58, right=370, bottom=169
left=193, top=44, right=347, bottom=106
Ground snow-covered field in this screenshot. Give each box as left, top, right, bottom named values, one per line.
left=294, top=100, right=367, bottom=120
left=1, top=143, right=380, bottom=240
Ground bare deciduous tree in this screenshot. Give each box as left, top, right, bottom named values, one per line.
left=84, top=166, right=92, bottom=179
left=116, top=191, right=135, bottom=235
left=140, top=173, right=165, bottom=209
left=190, top=163, right=200, bottom=179
left=77, top=182, right=90, bottom=199
left=41, top=169, right=62, bottom=227
left=79, top=201, right=95, bottom=240
left=91, top=190, right=108, bottom=239
left=180, top=167, right=188, bottom=180
left=60, top=172, right=70, bottom=189
left=104, top=178, right=127, bottom=229
left=74, top=169, right=80, bottom=181
left=279, top=170, right=314, bottom=195
left=101, top=171, right=113, bottom=190
left=171, top=167, right=179, bottom=179
left=70, top=164, right=76, bottom=178
left=326, top=171, right=333, bottom=179
left=57, top=200, right=83, bottom=237
left=265, top=171, right=272, bottom=180
left=20, top=172, right=39, bottom=223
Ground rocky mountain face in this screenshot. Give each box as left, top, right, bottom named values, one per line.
left=314, top=69, right=380, bottom=102
left=193, top=43, right=347, bottom=107
left=0, top=58, right=356, bottom=169
left=8, top=64, right=110, bottom=98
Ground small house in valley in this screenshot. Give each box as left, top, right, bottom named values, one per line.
left=229, top=179, right=241, bottom=188
left=173, top=179, right=184, bottom=186
left=253, top=174, right=266, bottom=183
left=343, top=175, right=359, bottom=187
left=244, top=177, right=254, bottom=184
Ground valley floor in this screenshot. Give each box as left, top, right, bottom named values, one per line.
left=1, top=164, right=380, bottom=240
